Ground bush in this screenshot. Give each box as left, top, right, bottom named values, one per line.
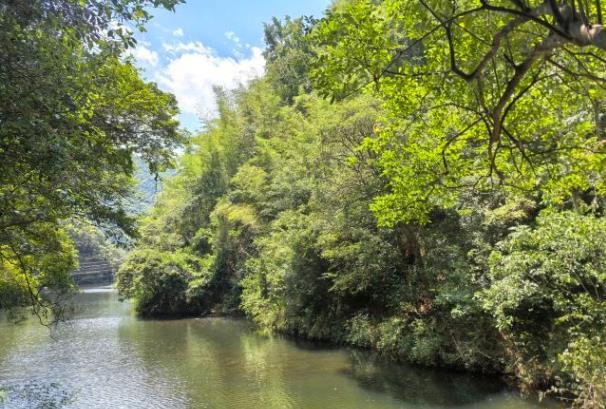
left=480, top=210, right=606, bottom=403
left=116, top=249, right=204, bottom=317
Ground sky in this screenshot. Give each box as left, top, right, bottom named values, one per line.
left=130, top=0, right=332, bottom=132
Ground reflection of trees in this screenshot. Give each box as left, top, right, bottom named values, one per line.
left=2, top=310, right=553, bottom=409
left=115, top=317, right=191, bottom=407
left=1, top=321, right=83, bottom=409
left=239, top=331, right=297, bottom=409
left=183, top=319, right=297, bottom=408
left=117, top=317, right=298, bottom=409
left=0, top=321, right=24, bottom=363
left=0, top=310, right=54, bottom=371
left=344, top=350, right=504, bottom=407
left=0, top=341, right=93, bottom=409
left=0, top=307, right=78, bottom=409
left=126, top=317, right=518, bottom=409
left=65, top=289, right=124, bottom=320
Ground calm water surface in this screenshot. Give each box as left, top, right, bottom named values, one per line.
left=0, top=288, right=557, bottom=409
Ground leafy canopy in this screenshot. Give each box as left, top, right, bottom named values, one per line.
left=0, top=0, right=182, bottom=319
left=311, top=0, right=606, bottom=225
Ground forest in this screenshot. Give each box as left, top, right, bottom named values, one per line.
left=1, top=1, right=606, bottom=408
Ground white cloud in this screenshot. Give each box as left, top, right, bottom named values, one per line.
left=172, top=28, right=184, bottom=37
left=225, top=31, right=248, bottom=58
left=130, top=45, right=159, bottom=66
left=155, top=42, right=265, bottom=119
left=225, top=31, right=241, bottom=45
left=162, top=41, right=212, bottom=55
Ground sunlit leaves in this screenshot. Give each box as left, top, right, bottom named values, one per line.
left=311, top=0, right=606, bottom=226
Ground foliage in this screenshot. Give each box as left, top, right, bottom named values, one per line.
left=480, top=211, right=606, bottom=403
left=66, top=220, right=128, bottom=270
left=264, top=16, right=317, bottom=103
left=117, top=249, right=203, bottom=316
left=1, top=0, right=183, bottom=49
left=306, top=5, right=606, bottom=404
left=310, top=0, right=606, bottom=226
left=117, top=5, right=606, bottom=408
left=0, top=224, right=78, bottom=323
left=117, top=81, right=281, bottom=314
left=0, top=0, right=182, bottom=320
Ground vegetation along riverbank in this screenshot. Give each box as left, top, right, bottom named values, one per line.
left=1, top=1, right=605, bottom=408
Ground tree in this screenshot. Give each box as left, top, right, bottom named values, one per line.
left=116, top=82, right=281, bottom=315
left=1, top=0, right=182, bottom=48
left=0, top=0, right=183, bottom=320
left=311, top=0, right=606, bottom=225
left=264, top=16, right=316, bottom=103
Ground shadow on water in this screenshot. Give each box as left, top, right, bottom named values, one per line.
left=279, top=334, right=344, bottom=352
left=279, top=335, right=527, bottom=408
left=338, top=350, right=506, bottom=407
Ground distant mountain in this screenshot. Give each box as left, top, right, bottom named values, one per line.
left=134, top=158, right=161, bottom=210
left=131, top=157, right=175, bottom=214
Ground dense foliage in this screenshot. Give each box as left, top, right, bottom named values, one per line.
left=0, top=0, right=183, bottom=321
left=19, top=1, right=598, bottom=407
left=311, top=0, right=606, bottom=227
left=118, top=11, right=606, bottom=408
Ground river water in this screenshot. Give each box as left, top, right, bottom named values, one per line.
left=0, top=288, right=557, bottom=409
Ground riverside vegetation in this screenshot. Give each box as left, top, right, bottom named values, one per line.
left=0, top=0, right=184, bottom=319
left=1, top=1, right=605, bottom=408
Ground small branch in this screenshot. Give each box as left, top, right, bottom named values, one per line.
left=578, top=0, right=590, bottom=26
left=548, top=0, right=566, bottom=26
left=502, top=124, right=537, bottom=174
left=480, top=1, right=574, bottom=41
left=441, top=118, right=482, bottom=172
left=489, top=34, right=561, bottom=150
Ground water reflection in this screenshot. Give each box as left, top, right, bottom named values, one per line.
left=344, top=351, right=508, bottom=407
left=0, top=288, right=558, bottom=409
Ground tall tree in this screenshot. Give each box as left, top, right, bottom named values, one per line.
left=263, top=16, right=316, bottom=103
left=0, top=0, right=183, bottom=321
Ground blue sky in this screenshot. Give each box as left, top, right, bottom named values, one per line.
left=131, top=0, right=332, bottom=131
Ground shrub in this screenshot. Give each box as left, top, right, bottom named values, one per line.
left=480, top=210, right=606, bottom=403
left=117, top=249, right=203, bottom=316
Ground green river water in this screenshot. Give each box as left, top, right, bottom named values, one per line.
left=0, top=287, right=559, bottom=409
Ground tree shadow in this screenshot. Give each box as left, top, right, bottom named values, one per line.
left=339, top=350, right=519, bottom=407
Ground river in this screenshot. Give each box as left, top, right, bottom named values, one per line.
left=0, top=287, right=558, bottom=409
